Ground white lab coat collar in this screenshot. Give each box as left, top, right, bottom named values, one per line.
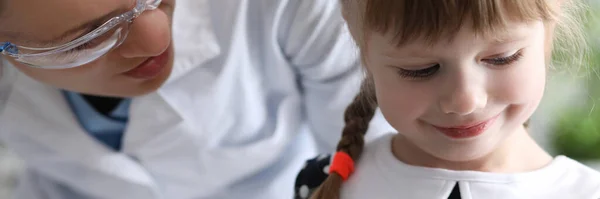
left=0, top=59, right=16, bottom=114
left=0, top=74, right=161, bottom=199
left=167, top=0, right=221, bottom=83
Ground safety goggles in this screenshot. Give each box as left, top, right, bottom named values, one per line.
left=0, top=0, right=162, bottom=69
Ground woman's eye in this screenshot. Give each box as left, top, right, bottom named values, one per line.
left=66, top=42, right=94, bottom=54
left=62, top=35, right=105, bottom=56
left=396, top=64, right=440, bottom=80
left=62, top=25, right=107, bottom=55
left=483, top=49, right=524, bottom=66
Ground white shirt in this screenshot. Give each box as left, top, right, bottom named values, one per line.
left=0, top=0, right=392, bottom=198
left=341, top=134, right=600, bottom=199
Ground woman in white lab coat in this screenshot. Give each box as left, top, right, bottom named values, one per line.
left=0, top=62, right=14, bottom=113
left=0, top=0, right=390, bottom=198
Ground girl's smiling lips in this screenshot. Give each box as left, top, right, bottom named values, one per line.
left=432, top=114, right=501, bottom=139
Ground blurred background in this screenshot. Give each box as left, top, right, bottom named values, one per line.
left=1, top=1, right=600, bottom=198
left=531, top=0, right=600, bottom=167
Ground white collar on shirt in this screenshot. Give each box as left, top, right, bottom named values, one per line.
left=341, top=134, right=600, bottom=199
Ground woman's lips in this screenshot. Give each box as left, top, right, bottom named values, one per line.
left=433, top=114, right=500, bottom=139
left=123, top=49, right=170, bottom=79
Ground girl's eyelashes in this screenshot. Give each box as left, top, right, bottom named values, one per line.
left=396, top=64, right=440, bottom=80
left=393, top=49, right=524, bottom=80
left=482, top=49, right=524, bottom=66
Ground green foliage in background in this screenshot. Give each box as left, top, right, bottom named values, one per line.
left=550, top=1, right=600, bottom=160
left=553, top=108, right=600, bottom=160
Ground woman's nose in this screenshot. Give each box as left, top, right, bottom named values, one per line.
left=116, top=8, right=171, bottom=59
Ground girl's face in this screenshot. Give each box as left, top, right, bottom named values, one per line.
left=0, top=0, right=175, bottom=97
left=365, top=21, right=548, bottom=163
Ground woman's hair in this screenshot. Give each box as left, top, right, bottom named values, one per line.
left=311, top=0, right=587, bottom=198
left=0, top=0, right=5, bottom=17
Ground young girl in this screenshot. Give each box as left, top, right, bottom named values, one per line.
left=295, top=0, right=600, bottom=198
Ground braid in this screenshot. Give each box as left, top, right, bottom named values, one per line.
left=310, top=79, right=378, bottom=199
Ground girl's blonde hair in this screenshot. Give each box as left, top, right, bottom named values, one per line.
left=311, top=0, right=587, bottom=199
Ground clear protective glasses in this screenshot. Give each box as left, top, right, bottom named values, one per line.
left=0, top=0, right=162, bottom=69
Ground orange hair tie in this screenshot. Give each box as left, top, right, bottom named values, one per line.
left=329, top=151, right=355, bottom=181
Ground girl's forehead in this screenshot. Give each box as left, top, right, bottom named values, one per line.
left=366, top=21, right=544, bottom=53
